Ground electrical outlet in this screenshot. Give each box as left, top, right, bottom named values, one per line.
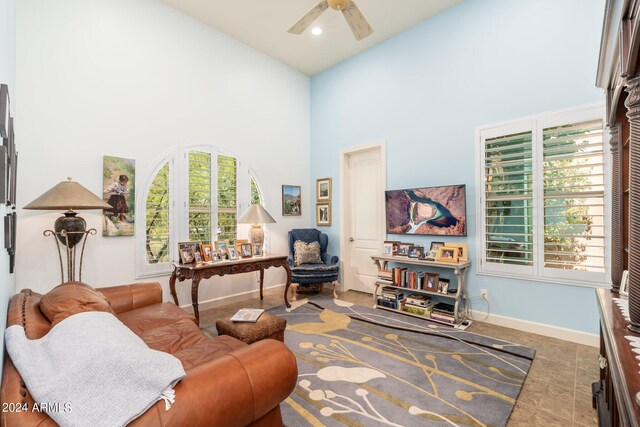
left=480, top=289, right=488, bottom=300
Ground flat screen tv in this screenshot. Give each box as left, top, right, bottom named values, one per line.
left=385, top=185, right=467, bottom=236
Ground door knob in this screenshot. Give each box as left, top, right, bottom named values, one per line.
left=349, top=237, right=355, bottom=242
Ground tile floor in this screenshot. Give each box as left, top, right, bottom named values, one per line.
left=199, top=287, right=599, bottom=426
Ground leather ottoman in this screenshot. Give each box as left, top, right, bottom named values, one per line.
left=216, top=312, right=287, bottom=344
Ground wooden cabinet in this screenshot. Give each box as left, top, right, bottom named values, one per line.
left=596, top=0, right=640, bottom=424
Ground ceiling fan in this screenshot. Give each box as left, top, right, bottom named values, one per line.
left=288, top=0, right=374, bottom=41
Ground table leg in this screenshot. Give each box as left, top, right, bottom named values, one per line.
left=283, top=264, right=292, bottom=308
left=169, top=268, right=179, bottom=305
left=259, top=268, right=264, bottom=300
left=332, top=281, right=338, bottom=298
left=191, top=276, right=202, bottom=326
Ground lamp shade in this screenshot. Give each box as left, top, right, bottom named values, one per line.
left=24, top=178, right=111, bottom=211
left=238, top=204, right=276, bottom=224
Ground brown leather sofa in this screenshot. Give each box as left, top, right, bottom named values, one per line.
left=1, top=282, right=298, bottom=426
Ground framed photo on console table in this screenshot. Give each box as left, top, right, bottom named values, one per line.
left=178, top=241, right=201, bottom=264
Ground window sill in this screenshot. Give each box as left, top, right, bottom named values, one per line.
left=476, top=269, right=611, bottom=289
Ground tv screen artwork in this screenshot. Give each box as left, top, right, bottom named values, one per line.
left=385, top=185, right=467, bottom=236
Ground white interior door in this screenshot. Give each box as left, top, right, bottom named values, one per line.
left=344, top=145, right=384, bottom=294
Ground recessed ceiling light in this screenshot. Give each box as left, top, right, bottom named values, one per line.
left=311, top=27, right=323, bottom=36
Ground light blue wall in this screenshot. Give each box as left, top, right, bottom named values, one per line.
left=310, top=0, right=605, bottom=334
left=0, top=0, right=17, bottom=374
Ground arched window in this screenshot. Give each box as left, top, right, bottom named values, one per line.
left=137, top=145, right=260, bottom=278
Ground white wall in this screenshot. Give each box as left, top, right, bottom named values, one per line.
left=16, top=0, right=310, bottom=304
left=0, top=0, right=16, bottom=369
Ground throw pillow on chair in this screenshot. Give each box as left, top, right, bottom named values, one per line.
left=293, top=240, right=323, bottom=266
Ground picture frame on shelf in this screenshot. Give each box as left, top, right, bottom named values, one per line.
left=426, top=241, right=444, bottom=261
left=316, top=177, right=332, bottom=201
left=437, top=246, right=459, bottom=263
left=620, top=270, right=629, bottom=296
left=211, top=250, right=222, bottom=262
left=178, top=241, right=201, bottom=264
left=201, top=243, right=213, bottom=262
left=383, top=241, right=400, bottom=256
left=228, top=246, right=239, bottom=260
left=316, top=203, right=331, bottom=226
left=425, top=273, right=439, bottom=291
left=438, top=278, right=450, bottom=294
left=253, top=243, right=263, bottom=257
left=240, top=243, right=253, bottom=258
left=215, top=241, right=229, bottom=260
left=194, top=252, right=203, bottom=263
left=282, top=185, right=302, bottom=216
left=234, top=239, right=248, bottom=253
left=445, top=242, right=468, bottom=261
left=398, top=243, right=412, bottom=256
left=408, top=245, right=424, bottom=259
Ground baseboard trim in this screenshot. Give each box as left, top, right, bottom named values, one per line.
left=470, top=310, right=599, bottom=347
left=180, top=284, right=286, bottom=313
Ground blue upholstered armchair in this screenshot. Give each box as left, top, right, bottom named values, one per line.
left=287, top=229, right=339, bottom=297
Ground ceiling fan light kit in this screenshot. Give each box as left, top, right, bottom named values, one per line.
left=288, top=0, right=373, bottom=41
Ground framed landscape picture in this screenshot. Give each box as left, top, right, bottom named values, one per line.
left=102, top=155, right=135, bottom=237
left=316, top=177, right=332, bottom=201
left=282, top=185, right=301, bottom=216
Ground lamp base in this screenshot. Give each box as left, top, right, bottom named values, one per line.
left=250, top=224, right=264, bottom=246
left=54, top=211, right=86, bottom=248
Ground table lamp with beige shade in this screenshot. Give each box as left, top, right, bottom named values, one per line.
left=24, top=177, right=111, bottom=283
left=238, top=203, right=276, bottom=251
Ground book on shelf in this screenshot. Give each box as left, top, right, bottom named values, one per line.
left=378, top=268, right=393, bottom=280
left=430, top=312, right=455, bottom=323
left=405, top=294, right=434, bottom=308
left=230, top=308, right=264, bottom=322
left=377, top=297, right=403, bottom=310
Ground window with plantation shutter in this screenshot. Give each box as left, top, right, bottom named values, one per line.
left=217, top=154, right=237, bottom=242
left=188, top=151, right=213, bottom=243
left=477, top=105, right=609, bottom=286
left=137, top=145, right=261, bottom=278
left=145, top=162, right=171, bottom=265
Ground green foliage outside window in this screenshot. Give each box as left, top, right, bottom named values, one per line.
left=145, top=163, right=170, bottom=263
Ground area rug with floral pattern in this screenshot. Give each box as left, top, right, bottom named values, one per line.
left=269, top=295, right=535, bottom=427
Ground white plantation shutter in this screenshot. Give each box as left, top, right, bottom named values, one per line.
left=217, top=154, right=237, bottom=242
left=142, top=161, right=171, bottom=273
left=483, top=129, right=535, bottom=273
left=477, top=105, right=608, bottom=285
left=541, top=118, right=606, bottom=282
left=188, top=151, right=213, bottom=242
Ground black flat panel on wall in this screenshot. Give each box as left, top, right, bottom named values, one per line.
left=0, top=84, right=9, bottom=139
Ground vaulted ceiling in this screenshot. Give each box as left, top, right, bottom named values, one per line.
left=160, top=0, right=462, bottom=75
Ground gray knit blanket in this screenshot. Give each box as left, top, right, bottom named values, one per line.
left=5, top=311, right=186, bottom=427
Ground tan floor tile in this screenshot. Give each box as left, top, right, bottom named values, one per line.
left=573, top=391, right=597, bottom=426
left=508, top=401, right=572, bottom=427
left=517, top=375, right=575, bottom=420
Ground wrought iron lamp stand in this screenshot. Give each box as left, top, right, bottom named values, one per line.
left=43, top=228, right=96, bottom=283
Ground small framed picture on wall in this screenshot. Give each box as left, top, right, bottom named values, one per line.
left=316, top=178, right=332, bottom=201
left=282, top=185, right=302, bottom=216
left=316, top=203, right=331, bottom=226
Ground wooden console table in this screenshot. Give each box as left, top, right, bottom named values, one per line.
left=169, top=254, right=292, bottom=325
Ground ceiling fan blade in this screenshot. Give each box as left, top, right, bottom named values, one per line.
left=342, top=1, right=373, bottom=41
left=288, top=1, right=329, bottom=35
